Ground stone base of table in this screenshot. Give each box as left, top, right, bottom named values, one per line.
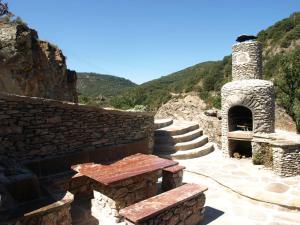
left=162, top=165, right=185, bottom=192
left=91, top=172, right=159, bottom=224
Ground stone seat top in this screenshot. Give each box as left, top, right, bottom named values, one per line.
left=71, top=153, right=178, bottom=186
left=163, top=165, right=185, bottom=173
left=119, top=183, right=208, bottom=223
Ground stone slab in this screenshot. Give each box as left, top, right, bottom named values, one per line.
left=163, top=165, right=185, bottom=173
left=72, top=153, right=178, bottom=186
left=227, top=131, right=253, bottom=140
left=119, top=183, right=207, bottom=223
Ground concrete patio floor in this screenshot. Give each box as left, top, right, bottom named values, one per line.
left=179, top=148, right=300, bottom=225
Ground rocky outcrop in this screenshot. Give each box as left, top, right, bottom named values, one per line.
left=0, top=21, right=77, bottom=102
left=275, top=106, right=297, bottom=133
left=155, top=93, right=297, bottom=146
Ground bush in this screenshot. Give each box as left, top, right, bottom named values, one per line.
left=275, top=47, right=300, bottom=132
left=252, top=143, right=273, bottom=167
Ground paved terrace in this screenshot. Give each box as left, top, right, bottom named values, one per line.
left=178, top=148, right=300, bottom=225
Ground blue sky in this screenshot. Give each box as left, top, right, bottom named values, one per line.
left=10, top=0, right=300, bottom=84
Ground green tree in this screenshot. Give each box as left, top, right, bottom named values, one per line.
left=276, top=48, right=300, bottom=131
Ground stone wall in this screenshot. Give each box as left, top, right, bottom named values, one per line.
left=0, top=93, right=154, bottom=163
left=221, top=79, right=275, bottom=156
left=13, top=205, right=72, bottom=225
left=251, top=133, right=300, bottom=177
left=232, top=41, right=262, bottom=80
left=124, top=193, right=206, bottom=225
left=272, top=142, right=300, bottom=177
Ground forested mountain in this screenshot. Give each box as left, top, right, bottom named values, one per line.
left=110, top=12, right=300, bottom=131
left=77, top=73, right=136, bottom=105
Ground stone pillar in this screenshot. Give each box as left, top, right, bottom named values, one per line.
left=232, top=41, right=262, bottom=80
left=162, top=165, right=185, bottom=192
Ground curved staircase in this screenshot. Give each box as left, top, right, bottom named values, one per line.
left=154, top=119, right=214, bottom=159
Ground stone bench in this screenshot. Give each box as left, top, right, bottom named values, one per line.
left=120, top=183, right=207, bottom=225
left=71, top=154, right=178, bottom=224
left=162, top=165, right=185, bottom=192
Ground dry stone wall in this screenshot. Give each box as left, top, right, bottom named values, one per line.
left=0, top=93, right=154, bottom=162
left=13, top=206, right=72, bottom=225
left=272, top=143, right=300, bottom=177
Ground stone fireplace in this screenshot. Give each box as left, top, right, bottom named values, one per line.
left=221, top=37, right=275, bottom=158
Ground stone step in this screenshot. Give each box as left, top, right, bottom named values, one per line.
left=154, top=118, right=173, bottom=129
left=156, top=142, right=214, bottom=160
left=154, top=135, right=208, bottom=152
left=155, top=122, right=199, bottom=136
left=155, top=128, right=203, bottom=145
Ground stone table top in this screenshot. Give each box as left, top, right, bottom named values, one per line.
left=71, top=153, right=178, bottom=186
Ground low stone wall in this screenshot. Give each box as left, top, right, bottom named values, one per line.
left=7, top=189, right=74, bottom=225
left=91, top=172, right=159, bottom=224
left=125, top=193, right=206, bottom=225
left=0, top=93, right=154, bottom=163
left=13, top=205, right=72, bottom=225
left=252, top=133, right=300, bottom=177
left=272, top=142, right=300, bottom=177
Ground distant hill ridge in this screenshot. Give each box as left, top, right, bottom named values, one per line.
left=77, top=72, right=137, bottom=99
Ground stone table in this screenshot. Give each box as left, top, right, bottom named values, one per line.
left=71, top=153, right=178, bottom=224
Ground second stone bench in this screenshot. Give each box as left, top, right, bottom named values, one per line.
left=120, top=183, right=208, bottom=225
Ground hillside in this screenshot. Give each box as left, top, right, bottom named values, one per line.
left=110, top=12, right=300, bottom=131
left=77, top=72, right=137, bottom=105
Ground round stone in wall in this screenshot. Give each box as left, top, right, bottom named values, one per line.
left=233, top=52, right=250, bottom=65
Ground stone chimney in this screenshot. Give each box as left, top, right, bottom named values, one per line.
left=221, top=36, right=275, bottom=158
left=232, top=41, right=262, bottom=80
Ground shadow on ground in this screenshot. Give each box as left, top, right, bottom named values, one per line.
left=200, top=206, right=224, bottom=224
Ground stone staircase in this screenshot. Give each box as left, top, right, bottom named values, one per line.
left=154, top=119, right=214, bottom=159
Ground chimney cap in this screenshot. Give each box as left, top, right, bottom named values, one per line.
left=236, top=35, right=257, bottom=43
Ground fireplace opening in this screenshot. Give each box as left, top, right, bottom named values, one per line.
left=228, top=106, right=253, bottom=132
left=229, top=140, right=252, bottom=158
